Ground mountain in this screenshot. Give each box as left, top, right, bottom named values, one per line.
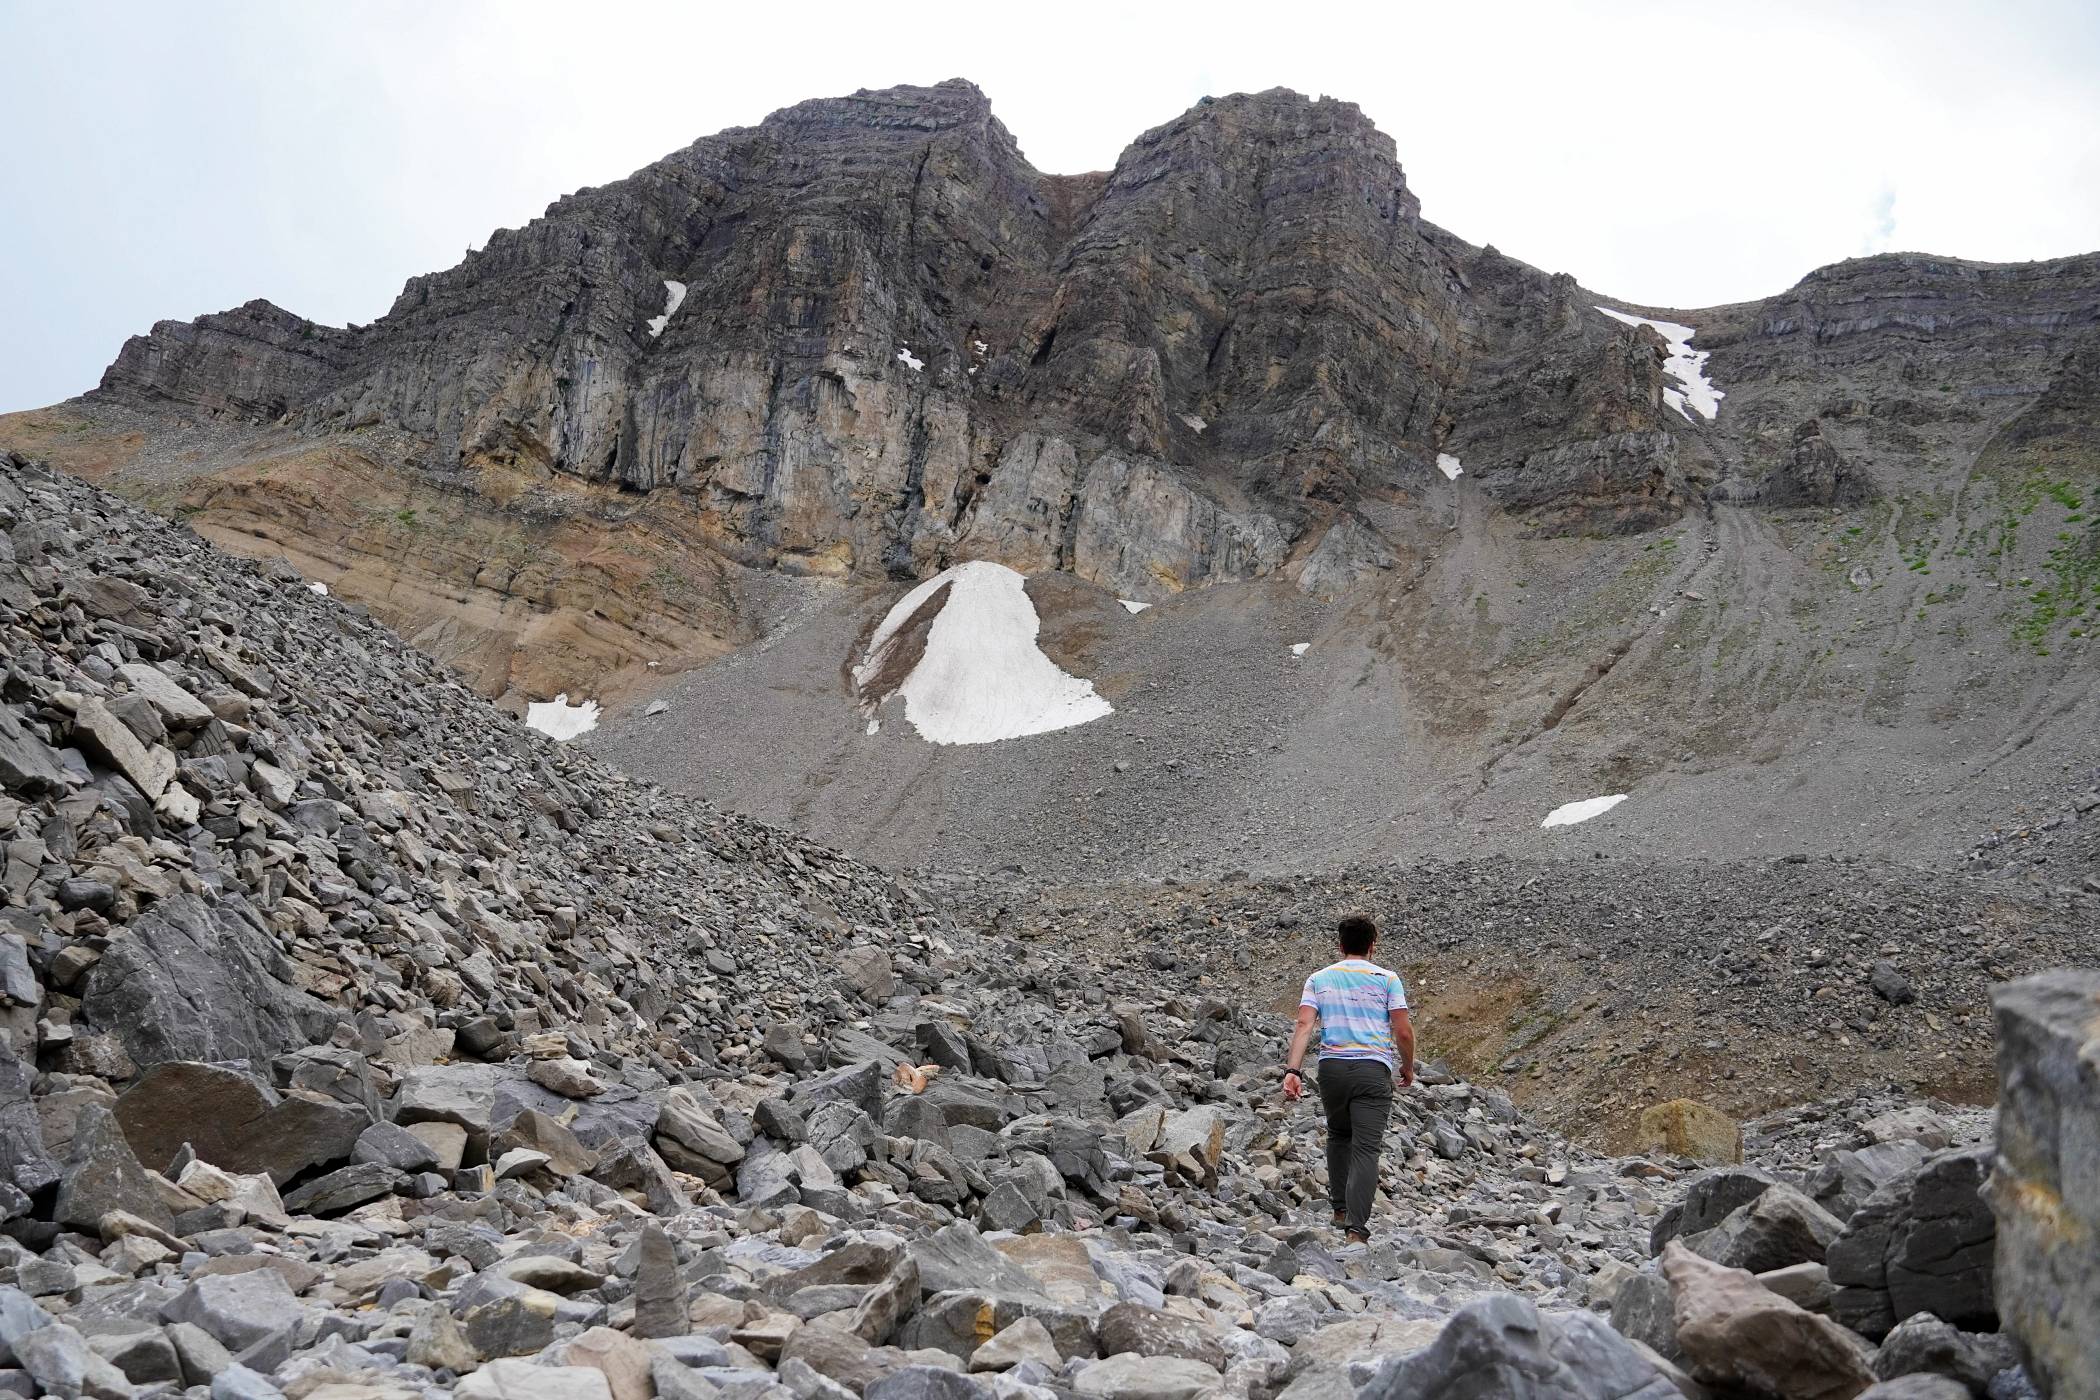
left=5, top=72, right=2100, bottom=1395
left=3, top=80, right=2097, bottom=884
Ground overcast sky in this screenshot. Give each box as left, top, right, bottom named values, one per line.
left=5, top=0, right=2097, bottom=413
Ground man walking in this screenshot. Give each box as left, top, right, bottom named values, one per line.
left=1282, top=914, right=1415, bottom=1244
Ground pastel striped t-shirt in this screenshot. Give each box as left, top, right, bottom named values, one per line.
left=1300, top=958, right=1408, bottom=1068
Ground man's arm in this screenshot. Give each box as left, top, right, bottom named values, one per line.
left=1390, top=1008, right=1416, bottom=1088
left=1283, top=1006, right=1317, bottom=1099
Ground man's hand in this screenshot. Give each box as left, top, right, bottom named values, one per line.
left=1282, top=1069, right=1304, bottom=1102
left=1395, top=1063, right=1416, bottom=1089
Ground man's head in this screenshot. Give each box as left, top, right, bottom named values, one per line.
left=1337, top=914, right=1377, bottom=957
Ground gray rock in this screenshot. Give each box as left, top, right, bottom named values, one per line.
left=1095, top=1303, right=1225, bottom=1370
left=1809, top=1142, right=1930, bottom=1223
left=81, top=1323, right=181, bottom=1385
left=14, top=1321, right=136, bottom=1400
left=866, top=1366, right=991, bottom=1400
left=1650, top=1166, right=1779, bottom=1254
left=164, top=1322, right=233, bottom=1386
left=80, top=895, right=337, bottom=1069
left=279, top=1162, right=403, bottom=1215
left=1683, top=1183, right=1847, bottom=1274
left=53, top=1105, right=173, bottom=1235
left=159, top=1273, right=307, bottom=1353
left=350, top=1120, right=442, bottom=1173
left=210, top=1363, right=284, bottom=1400
left=1365, top=1293, right=1680, bottom=1399
left=1829, top=1148, right=1996, bottom=1341
left=1987, top=970, right=2100, bottom=1400
left=1608, top=1271, right=1679, bottom=1361
left=1073, top=1354, right=1219, bottom=1400
left=0, top=1053, right=57, bottom=1197
left=838, top=947, right=897, bottom=1005
left=116, top=1062, right=368, bottom=1185
left=632, top=1221, right=689, bottom=1340
left=1857, top=1378, right=1973, bottom=1400
left=907, top=1225, right=1045, bottom=1300
left=1872, top=1313, right=2016, bottom=1392
left=1870, top=961, right=1917, bottom=1005
left=0, top=706, right=70, bottom=796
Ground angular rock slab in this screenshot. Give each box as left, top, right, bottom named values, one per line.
left=1828, top=1148, right=1996, bottom=1341
left=81, top=893, right=337, bottom=1068
left=117, top=1062, right=368, bottom=1185
left=1663, top=1240, right=1876, bottom=1400
left=1358, top=1292, right=1680, bottom=1400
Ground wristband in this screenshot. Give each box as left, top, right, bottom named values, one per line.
left=1282, top=1067, right=1301, bottom=1080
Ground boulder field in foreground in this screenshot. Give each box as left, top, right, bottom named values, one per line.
left=0, top=451, right=2094, bottom=1399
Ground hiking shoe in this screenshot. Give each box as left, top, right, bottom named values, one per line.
left=1343, top=1228, right=1370, bottom=1246
left=1330, top=1212, right=1348, bottom=1229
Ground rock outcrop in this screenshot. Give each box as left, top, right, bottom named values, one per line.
left=1988, top=969, right=2100, bottom=1400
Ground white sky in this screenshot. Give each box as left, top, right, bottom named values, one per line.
left=4, top=0, right=2097, bottom=414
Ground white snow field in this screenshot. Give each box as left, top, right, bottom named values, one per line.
left=526, top=694, right=601, bottom=741
left=854, top=561, right=1113, bottom=745
left=1437, top=453, right=1464, bottom=481
left=645, top=280, right=687, bottom=338
left=1290, top=642, right=1311, bottom=657
left=307, top=581, right=329, bottom=596
left=1119, top=599, right=1152, bottom=614
left=1595, top=307, right=1723, bottom=421
left=1541, top=794, right=1628, bottom=828
left=896, top=346, right=925, bottom=372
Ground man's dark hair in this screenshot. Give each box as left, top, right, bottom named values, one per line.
left=1337, top=915, right=1378, bottom=956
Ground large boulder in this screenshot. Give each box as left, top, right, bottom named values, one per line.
left=1683, top=1184, right=1848, bottom=1274
left=1357, top=1293, right=1680, bottom=1400
left=80, top=894, right=337, bottom=1068
left=1987, top=969, right=2100, bottom=1400
left=1651, top=1166, right=1781, bottom=1253
left=52, top=1104, right=174, bottom=1234
left=1827, top=1148, right=1996, bottom=1341
left=1636, top=1100, right=1742, bottom=1165
left=1870, top=1313, right=2017, bottom=1393
left=1662, top=1241, right=1876, bottom=1400
left=115, top=1062, right=367, bottom=1184
left=1095, top=1303, right=1226, bottom=1370
left=1809, top=1142, right=1930, bottom=1223
left=1073, top=1354, right=1218, bottom=1400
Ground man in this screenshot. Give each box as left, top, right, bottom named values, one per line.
left=1282, top=914, right=1414, bottom=1244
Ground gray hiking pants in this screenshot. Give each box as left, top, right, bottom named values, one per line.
left=1318, top=1057, right=1393, bottom=1233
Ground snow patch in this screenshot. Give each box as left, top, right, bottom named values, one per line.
left=1180, top=413, right=1207, bottom=433
left=645, top=280, right=687, bottom=338
left=1437, top=453, right=1464, bottom=481
left=307, top=581, right=330, bottom=596
left=1290, top=642, right=1310, bottom=657
left=972, top=340, right=988, bottom=354
left=865, top=719, right=880, bottom=736
left=897, top=346, right=925, bottom=372
left=1596, top=307, right=1722, bottom=421
left=1119, top=599, right=1151, bottom=615
left=526, top=694, right=600, bottom=742
left=854, top=560, right=1112, bottom=745
left=1541, top=794, right=1627, bottom=828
